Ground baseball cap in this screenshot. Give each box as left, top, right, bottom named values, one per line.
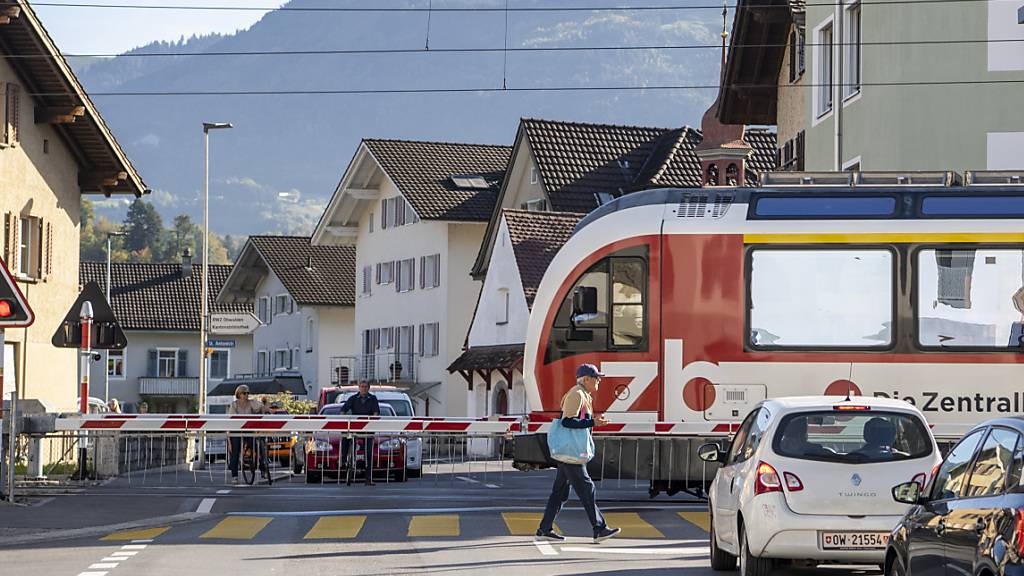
left=576, top=363, right=605, bottom=379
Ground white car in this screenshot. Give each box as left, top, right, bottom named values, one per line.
left=701, top=396, right=941, bottom=576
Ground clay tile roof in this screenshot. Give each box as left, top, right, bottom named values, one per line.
left=79, top=262, right=246, bottom=331
left=447, top=343, right=524, bottom=373
left=521, top=118, right=777, bottom=214
left=248, top=236, right=356, bottom=306
left=503, top=209, right=583, bottom=307
left=363, top=139, right=512, bottom=221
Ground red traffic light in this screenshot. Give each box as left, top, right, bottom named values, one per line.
left=0, top=299, right=11, bottom=318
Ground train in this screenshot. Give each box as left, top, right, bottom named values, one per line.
left=513, top=170, right=1024, bottom=496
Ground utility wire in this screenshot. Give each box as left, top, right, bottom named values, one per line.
left=25, top=0, right=999, bottom=12
left=5, top=38, right=1023, bottom=60
left=25, top=78, right=1024, bottom=98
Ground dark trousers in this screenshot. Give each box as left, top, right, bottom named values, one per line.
left=228, top=436, right=269, bottom=477
left=539, top=462, right=606, bottom=535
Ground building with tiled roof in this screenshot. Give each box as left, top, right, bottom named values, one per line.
left=81, top=257, right=253, bottom=414
left=309, top=138, right=514, bottom=417
left=449, top=209, right=582, bottom=418
left=2, top=0, right=148, bottom=412
left=470, top=117, right=777, bottom=280
left=218, top=236, right=357, bottom=399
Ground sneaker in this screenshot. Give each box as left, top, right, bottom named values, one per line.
left=593, top=527, right=621, bottom=543
left=231, top=476, right=240, bottom=485
left=535, top=529, right=565, bottom=542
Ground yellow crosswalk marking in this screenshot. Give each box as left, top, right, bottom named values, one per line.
left=677, top=511, right=711, bottom=532
left=408, top=515, right=460, bottom=537
left=603, top=512, right=664, bottom=538
left=501, top=512, right=559, bottom=535
left=100, top=527, right=169, bottom=541
left=304, top=516, right=366, bottom=539
left=200, top=517, right=273, bottom=540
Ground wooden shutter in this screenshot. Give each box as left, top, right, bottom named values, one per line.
left=43, top=221, right=52, bottom=280
left=2, top=212, right=12, bottom=265
left=177, top=349, right=188, bottom=378
left=147, top=349, right=158, bottom=377
left=4, top=83, right=18, bottom=145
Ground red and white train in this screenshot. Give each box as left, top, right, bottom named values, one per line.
left=515, top=171, right=1024, bottom=492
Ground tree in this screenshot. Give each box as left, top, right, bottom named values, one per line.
left=123, top=199, right=164, bottom=258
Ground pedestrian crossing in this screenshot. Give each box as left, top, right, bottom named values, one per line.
left=98, top=509, right=710, bottom=543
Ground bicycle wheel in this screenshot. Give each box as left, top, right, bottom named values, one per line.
left=241, top=441, right=257, bottom=485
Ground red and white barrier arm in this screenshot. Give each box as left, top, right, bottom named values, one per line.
left=55, top=414, right=524, bottom=435
left=524, top=421, right=740, bottom=436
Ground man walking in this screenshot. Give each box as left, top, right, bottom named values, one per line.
left=339, top=381, right=380, bottom=485
left=536, top=364, right=620, bottom=543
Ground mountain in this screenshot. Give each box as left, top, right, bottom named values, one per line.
left=75, top=0, right=723, bottom=236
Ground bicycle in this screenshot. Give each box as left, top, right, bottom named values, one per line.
left=239, top=437, right=272, bottom=486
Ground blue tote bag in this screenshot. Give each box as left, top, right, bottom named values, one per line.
left=547, top=402, right=595, bottom=465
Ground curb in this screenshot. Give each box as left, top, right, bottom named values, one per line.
left=0, top=511, right=209, bottom=547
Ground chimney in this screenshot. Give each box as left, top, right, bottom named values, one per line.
left=181, top=248, right=193, bottom=278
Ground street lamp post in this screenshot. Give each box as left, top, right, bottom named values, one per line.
left=198, top=122, right=232, bottom=468
left=104, top=231, right=126, bottom=405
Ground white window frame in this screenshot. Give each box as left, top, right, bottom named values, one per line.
left=16, top=215, right=42, bottom=280
left=257, top=350, right=269, bottom=374
left=157, top=348, right=179, bottom=378
left=306, top=317, right=315, bottom=353
left=397, top=258, right=415, bottom=293
left=529, top=166, right=539, bottom=185
left=377, top=261, right=395, bottom=285
left=258, top=297, right=271, bottom=323
left=420, top=254, right=440, bottom=289
left=812, top=17, right=835, bottom=125
left=273, top=348, right=290, bottom=372
left=842, top=156, right=862, bottom=172
left=208, top=348, right=230, bottom=381
left=843, top=0, right=862, bottom=102
left=107, top=349, right=126, bottom=379
left=496, top=289, right=510, bottom=325
left=274, top=294, right=291, bottom=316
left=419, top=323, right=439, bottom=357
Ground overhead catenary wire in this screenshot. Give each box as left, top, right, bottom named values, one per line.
left=23, top=78, right=1024, bottom=98
left=4, top=38, right=1024, bottom=60
left=24, top=0, right=1001, bottom=11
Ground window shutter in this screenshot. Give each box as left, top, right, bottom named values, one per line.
left=147, top=349, right=158, bottom=377
left=43, top=221, right=52, bottom=280
left=177, top=349, right=188, bottom=378
left=2, top=212, right=12, bottom=265
left=410, top=259, right=415, bottom=291
left=796, top=131, right=806, bottom=171
left=789, top=31, right=797, bottom=83
left=434, top=254, right=440, bottom=287
left=4, top=83, right=18, bottom=145
left=419, top=256, right=425, bottom=289
left=418, top=324, right=424, bottom=356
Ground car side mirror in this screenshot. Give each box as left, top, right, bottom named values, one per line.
left=572, top=286, right=599, bottom=323
left=698, top=443, right=725, bottom=464
left=892, top=481, right=925, bottom=505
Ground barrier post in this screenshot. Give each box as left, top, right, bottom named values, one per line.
left=77, top=302, right=93, bottom=480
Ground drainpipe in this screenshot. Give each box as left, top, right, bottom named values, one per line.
left=835, top=0, right=844, bottom=171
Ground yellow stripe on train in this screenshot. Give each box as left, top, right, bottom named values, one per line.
left=744, top=233, right=1024, bottom=244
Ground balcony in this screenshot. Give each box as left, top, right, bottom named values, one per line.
left=139, top=377, right=199, bottom=396
left=331, top=352, right=418, bottom=385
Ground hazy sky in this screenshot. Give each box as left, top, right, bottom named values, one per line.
left=33, top=0, right=283, bottom=55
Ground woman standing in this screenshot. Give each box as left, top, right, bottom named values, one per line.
left=227, top=385, right=271, bottom=485
left=536, top=364, right=620, bottom=543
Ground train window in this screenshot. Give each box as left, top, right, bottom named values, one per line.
left=749, top=249, right=893, bottom=349
left=753, top=196, right=897, bottom=218
left=921, top=196, right=1024, bottom=218
left=917, top=248, right=1024, bottom=349
left=612, top=259, right=644, bottom=346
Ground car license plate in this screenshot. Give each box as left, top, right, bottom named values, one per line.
left=821, top=532, right=889, bottom=550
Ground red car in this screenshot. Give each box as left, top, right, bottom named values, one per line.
left=304, top=403, right=408, bottom=483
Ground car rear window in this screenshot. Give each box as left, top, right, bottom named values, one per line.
left=380, top=400, right=413, bottom=417
left=771, top=410, right=932, bottom=464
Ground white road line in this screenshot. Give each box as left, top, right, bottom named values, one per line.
left=88, top=564, right=119, bottom=569
left=121, top=544, right=147, bottom=550
left=130, top=539, right=153, bottom=544
left=99, top=558, right=124, bottom=563
left=559, top=545, right=710, bottom=556
left=455, top=476, right=479, bottom=484
left=533, top=541, right=558, bottom=556
left=216, top=489, right=232, bottom=494
left=485, top=484, right=500, bottom=489
left=78, top=572, right=108, bottom=576
left=196, top=498, right=216, bottom=514
left=111, top=551, right=137, bottom=557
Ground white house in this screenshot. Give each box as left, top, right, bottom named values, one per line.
left=82, top=256, right=252, bottom=413
left=218, top=235, right=356, bottom=400
left=449, top=209, right=581, bottom=418
left=311, top=139, right=511, bottom=416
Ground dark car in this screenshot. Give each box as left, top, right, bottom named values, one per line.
left=885, top=417, right=1024, bottom=576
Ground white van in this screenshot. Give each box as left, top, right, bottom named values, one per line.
left=332, top=386, right=422, bottom=478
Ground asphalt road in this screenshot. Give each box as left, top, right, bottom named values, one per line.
left=0, top=462, right=884, bottom=576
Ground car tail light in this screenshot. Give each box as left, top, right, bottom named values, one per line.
left=783, top=472, right=804, bottom=492
left=1015, top=509, right=1024, bottom=558
left=754, top=461, right=783, bottom=495
left=833, top=405, right=871, bottom=411
left=911, top=473, right=927, bottom=490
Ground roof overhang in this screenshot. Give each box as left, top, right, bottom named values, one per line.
left=470, top=124, right=530, bottom=280
left=718, top=0, right=795, bottom=125
left=217, top=240, right=270, bottom=304
left=0, top=1, right=147, bottom=196
left=311, top=142, right=392, bottom=246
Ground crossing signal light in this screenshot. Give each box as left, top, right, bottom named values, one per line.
left=0, top=258, right=34, bottom=328
left=0, top=299, right=11, bottom=318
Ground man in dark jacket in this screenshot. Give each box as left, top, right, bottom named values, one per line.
left=339, top=381, right=380, bottom=485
